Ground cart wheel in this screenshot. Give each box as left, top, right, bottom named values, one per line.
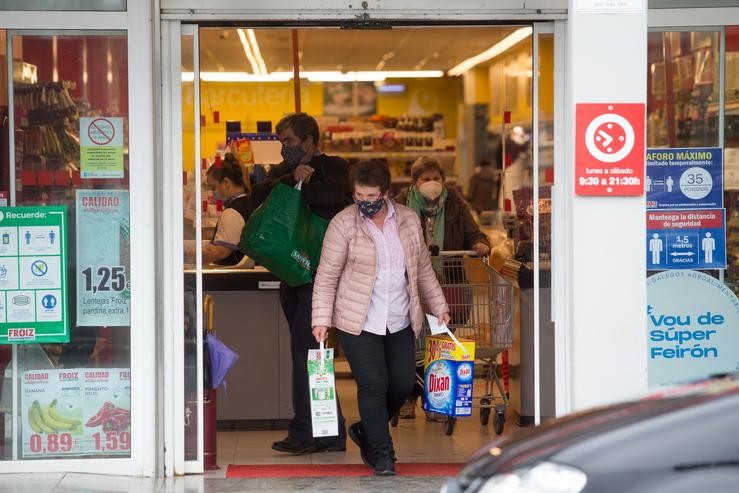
left=494, top=411, right=505, bottom=435
left=444, top=417, right=456, bottom=436
left=390, top=412, right=399, bottom=427
left=480, top=407, right=491, bottom=426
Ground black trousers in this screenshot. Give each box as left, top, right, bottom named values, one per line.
left=338, top=326, right=415, bottom=454
left=280, top=282, right=346, bottom=443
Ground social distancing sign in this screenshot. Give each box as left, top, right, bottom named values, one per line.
left=0, top=206, right=69, bottom=344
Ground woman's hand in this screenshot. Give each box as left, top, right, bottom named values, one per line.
left=312, top=325, right=329, bottom=343
left=473, top=241, right=491, bottom=256
left=438, top=313, right=451, bottom=327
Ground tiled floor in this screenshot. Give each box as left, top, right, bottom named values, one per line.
left=211, top=376, right=516, bottom=476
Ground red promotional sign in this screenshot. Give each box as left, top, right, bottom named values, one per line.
left=575, top=103, right=645, bottom=196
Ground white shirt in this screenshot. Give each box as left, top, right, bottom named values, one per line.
left=361, top=200, right=411, bottom=335
left=211, top=193, right=248, bottom=250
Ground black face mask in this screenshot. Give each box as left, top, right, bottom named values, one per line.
left=281, top=144, right=306, bottom=169
left=356, top=197, right=385, bottom=218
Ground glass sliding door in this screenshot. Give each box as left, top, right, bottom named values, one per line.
left=2, top=30, right=132, bottom=462
left=533, top=23, right=555, bottom=424
left=180, top=24, right=206, bottom=473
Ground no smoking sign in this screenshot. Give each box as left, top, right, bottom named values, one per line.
left=87, top=118, right=116, bottom=145
left=575, top=103, right=645, bottom=196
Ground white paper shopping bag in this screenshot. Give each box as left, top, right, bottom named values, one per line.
left=308, top=341, right=339, bottom=437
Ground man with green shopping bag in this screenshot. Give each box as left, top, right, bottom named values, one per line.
left=250, top=113, right=350, bottom=454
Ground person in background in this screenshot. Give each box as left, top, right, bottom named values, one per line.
left=395, top=155, right=491, bottom=419
left=467, top=158, right=499, bottom=214
left=184, top=154, right=253, bottom=266
left=252, top=112, right=350, bottom=455
left=312, top=160, right=450, bottom=475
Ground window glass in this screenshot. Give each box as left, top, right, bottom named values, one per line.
left=0, top=1, right=125, bottom=11
left=724, top=26, right=739, bottom=295
left=2, top=32, right=130, bottom=460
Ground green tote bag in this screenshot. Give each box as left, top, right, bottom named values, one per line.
left=240, top=181, right=328, bottom=287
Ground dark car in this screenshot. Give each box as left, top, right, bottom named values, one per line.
left=443, top=376, right=739, bottom=493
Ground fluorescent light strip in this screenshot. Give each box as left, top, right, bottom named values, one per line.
left=181, top=72, right=292, bottom=82
left=236, top=28, right=262, bottom=75
left=246, top=29, right=268, bottom=75
left=181, top=70, right=444, bottom=83
left=447, top=27, right=533, bottom=77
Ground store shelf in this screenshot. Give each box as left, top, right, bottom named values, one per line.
left=331, top=150, right=456, bottom=160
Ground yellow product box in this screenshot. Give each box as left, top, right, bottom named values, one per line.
left=423, top=335, right=476, bottom=417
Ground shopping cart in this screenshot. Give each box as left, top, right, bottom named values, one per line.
left=392, top=251, right=514, bottom=436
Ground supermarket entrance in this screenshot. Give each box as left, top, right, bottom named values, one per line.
left=171, top=21, right=558, bottom=474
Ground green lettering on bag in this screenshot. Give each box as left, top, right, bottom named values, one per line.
left=291, top=250, right=311, bottom=271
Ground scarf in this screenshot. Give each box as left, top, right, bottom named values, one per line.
left=406, top=185, right=447, bottom=251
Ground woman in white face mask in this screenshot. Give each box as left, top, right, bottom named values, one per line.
left=395, top=155, right=491, bottom=420
left=397, top=156, right=490, bottom=257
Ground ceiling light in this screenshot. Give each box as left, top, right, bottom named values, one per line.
left=181, top=71, right=293, bottom=82
left=304, top=70, right=443, bottom=82
left=181, top=70, right=444, bottom=83
left=447, top=27, right=533, bottom=77
left=246, top=29, right=268, bottom=75
left=236, top=28, right=261, bottom=75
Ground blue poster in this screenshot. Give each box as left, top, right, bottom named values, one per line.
left=647, top=270, right=739, bottom=387
left=646, top=147, right=723, bottom=209
left=647, top=209, right=727, bottom=270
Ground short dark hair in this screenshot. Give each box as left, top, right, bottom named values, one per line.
left=275, top=112, right=320, bottom=145
left=350, top=160, right=391, bottom=194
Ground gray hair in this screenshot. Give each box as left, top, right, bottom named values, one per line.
left=410, top=155, right=445, bottom=181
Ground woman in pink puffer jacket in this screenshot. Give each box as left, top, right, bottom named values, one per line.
left=312, top=160, right=449, bottom=476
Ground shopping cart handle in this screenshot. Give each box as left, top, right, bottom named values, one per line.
left=436, top=250, right=480, bottom=257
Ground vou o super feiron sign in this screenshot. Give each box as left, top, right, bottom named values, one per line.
left=647, top=270, right=739, bottom=386
left=0, top=206, right=69, bottom=344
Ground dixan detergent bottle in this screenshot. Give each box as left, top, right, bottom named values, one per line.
left=423, top=334, right=476, bottom=417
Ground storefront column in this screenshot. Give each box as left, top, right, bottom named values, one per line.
left=561, top=1, right=648, bottom=411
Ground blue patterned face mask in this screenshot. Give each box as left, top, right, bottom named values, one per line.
left=356, top=197, right=385, bottom=218
left=281, top=144, right=306, bottom=168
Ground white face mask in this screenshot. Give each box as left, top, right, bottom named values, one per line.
left=419, top=181, right=443, bottom=201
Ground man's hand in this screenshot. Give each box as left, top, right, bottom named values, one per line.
left=313, top=325, right=329, bottom=343
left=473, top=242, right=491, bottom=256
left=438, top=313, right=451, bottom=327
left=294, top=164, right=314, bottom=183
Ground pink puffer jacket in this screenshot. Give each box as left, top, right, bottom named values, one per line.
left=312, top=201, right=448, bottom=336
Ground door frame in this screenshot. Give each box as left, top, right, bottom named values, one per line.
left=159, top=16, right=566, bottom=475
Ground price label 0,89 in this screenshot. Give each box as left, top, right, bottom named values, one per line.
left=22, top=368, right=131, bottom=458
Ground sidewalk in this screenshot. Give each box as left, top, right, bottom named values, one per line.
left=0, top=473, right=448, bottom=492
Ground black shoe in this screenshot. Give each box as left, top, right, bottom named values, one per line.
left=374, top=449, right=396, bottom=476
left=348, top=422, right=374, bottom=467
left=315, top=438, right=346, bottom=453
left=271, top=436, right=317, bottom=454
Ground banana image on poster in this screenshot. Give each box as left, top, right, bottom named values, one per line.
left=27, top=399, right=82, bottom=434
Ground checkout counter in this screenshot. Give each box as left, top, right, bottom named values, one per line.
left=184, top=267, right=292, bottom=430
